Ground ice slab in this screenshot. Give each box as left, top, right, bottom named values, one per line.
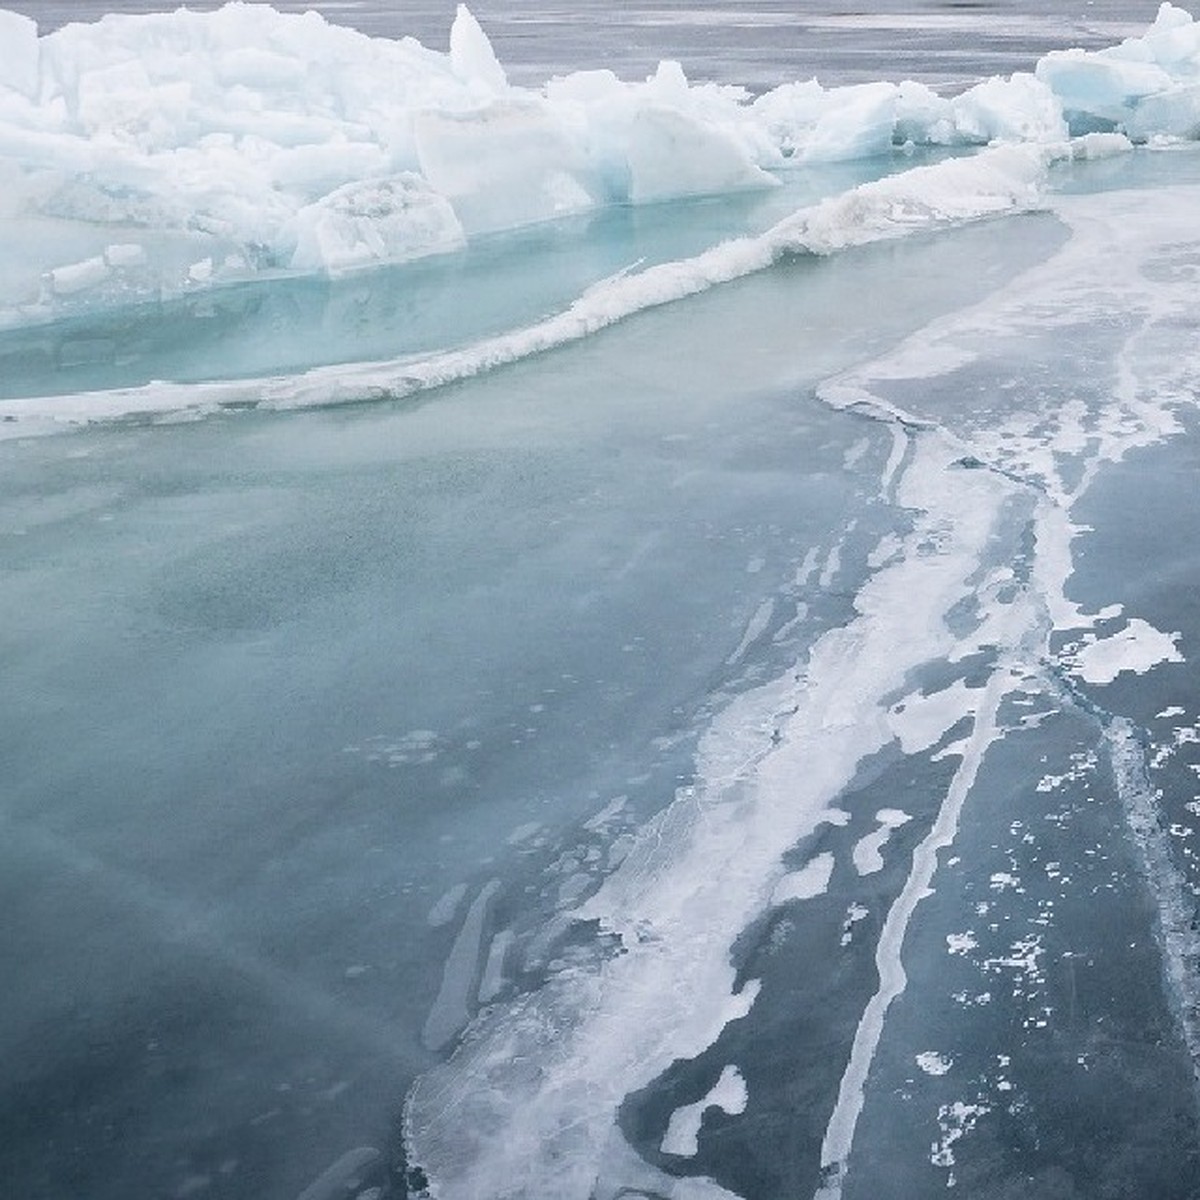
left=4, top=3, right=1200, bottom=328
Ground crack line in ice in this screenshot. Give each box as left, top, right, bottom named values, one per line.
left=402, top=157, right=1200, bottom=1200
left=1106, top=718, right=1200, bottom=1092
left=816, top=645, right=1013, bottom=1198
left=1, top=815, right=433, bottom=1072
left=808, top=178, right=1200, bottom=1194
left=403, top=398, right=1026, bottom=1197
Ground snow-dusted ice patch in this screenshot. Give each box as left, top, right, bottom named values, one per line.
left=889, top=680, right=979, bottom=754
left=1061, top=617, right=1184, bottom=684
left=344, top=729, right=442, bottom=766
left=852, top=809, right=912, bottom=875
left=477, top=929, right=515, bottom=1005
left=916, top=1050, right=954, bottom=1076
left=422, top=879, right=501, bottom=1051
left=727, top=598, right=776, bottom=666
left=947, top=931, right=979, bottom=956
left=773, top=851, right=836, bottom=904
left=661, top=1064, right=749, bottom=1158
left=840, top=902, right=870, bottom=947
left=427, top=882, right=468, bottom=928
left=931, top=1100, right=990, bottom=1173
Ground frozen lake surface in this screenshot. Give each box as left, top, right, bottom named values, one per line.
left=3, top=3, right=1200, bottom=1199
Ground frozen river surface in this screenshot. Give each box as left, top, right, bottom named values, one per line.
left=3, top=3, right=1200, bottom=1199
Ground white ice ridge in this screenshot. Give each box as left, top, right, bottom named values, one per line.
left=818, top=643, right=1015, bottom=1197
left=1, top=2, right=1199, bottom=321
left=0, top=140, right=1067, bottom=440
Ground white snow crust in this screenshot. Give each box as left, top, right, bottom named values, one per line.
left=3, top=1, right=1200, bottom=327
left=1063, top=618, right=1185, bottom=684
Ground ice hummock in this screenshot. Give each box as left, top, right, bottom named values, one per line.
left=1, top=1, right=1200, bottom=330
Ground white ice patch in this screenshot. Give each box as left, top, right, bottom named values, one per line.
left=931, top=1100, right=990, bottom=1171
left=583, top=796, right=628, bottom=832
left=1061, top=617, right=1184, bottom=684
left=506, top=821, right=543, bottom=846
left=422, top=879, right=501, bottom=1051
left=915, top=1051, right=954, bottom=1076
left=843, top=437, right=871, bottom=470
left=889, top=679, right=980, bottom=754
left=347, top=730, right=442, bottom=767
left=427, top=881, right=469, bottom=928
left=947, top=932, right=978, bottom=956
left=727, top=598, right=775, bottom=667
left=660, top=1065, right=749, bottom=1158
left=989, top=872, right=1022, bottom=892
left=819, top=541, right=843, bottom=589
left=867, top=532, right=904, bottom=570
left=773, top=852, right=836, bottom=904
left=477, top=928, right=515, bottom=1005
left=851, top=809, right=912, bottom=876
left=286, top=174, right=465, bottom=273
left=840, top=902, right=870, bottom=947
left=795, top=547, right=822, bottom=587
